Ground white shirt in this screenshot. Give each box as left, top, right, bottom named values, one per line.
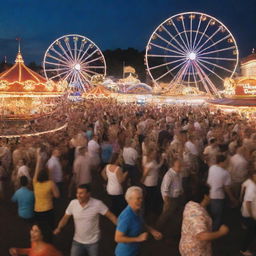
left=73, top=154, right=92, bottom=185
left=161, top=168, right=183, bottom=199
left=123, top=147, right=138, bottom=166
left=17, top=165, right=31, bottom=181
left=241, top=181, right=256, bottom=219
left=207, top=165, right=231, bottom=199
left=47, top=156, right=63, bottom=183
left=88, top=140, right=100, bottom=158
left=143, top=158, right=160, bottom=187
left=185, top=141, right=198, bottom=156
left=106, top=165, right=123, bottom=195
left=229, top=154, right=248, bottom=183
left=66, top=198, right=108, bottom=244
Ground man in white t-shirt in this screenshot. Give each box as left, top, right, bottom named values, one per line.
left=88, top=135, right=101, bottom=170
left=240, top=172, right=256, bottom=256
left=207, top=154, right=237, bottom=231
left=54, top=184, right=117, bottom=256
left=123, top=139, right=139, bottom=186
left=229, top=147, right=249, bottom=199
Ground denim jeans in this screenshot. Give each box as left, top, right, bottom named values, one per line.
left=210, top=199, right=225, bottom=231
left=71, top=240, right=99, bottom=256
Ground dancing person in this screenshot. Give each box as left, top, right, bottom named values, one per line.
left=33, top=149, right=60, bottom=228
left=101, top=154, right=127, bottom=216
left=179, top=185, right=229, bottom=256
left=11, top=176, right=34, bottom=222
left=115, top=186, right=162, bottom=256
left=9, top=222, right=62, bottom=256
left=54, top=184, right=117, bottom=256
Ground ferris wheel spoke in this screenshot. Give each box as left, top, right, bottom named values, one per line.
left=193, top=63, right=211, bottom=94
left=192, top=17, right=202, bottom=50
left=76, top=41, right=86, bottom=61
left=149, top=42, right=186, bottom=56
left=190, top=16, right=193, bottom=50
left=196, top=27, right=221, bottom=53
left=82, top=49, right=99, bottom=63
left=191, top=64, right=199, bottom=90
left=187, top=64, right=191, bottom=85
left=169, top=62, right=189, bottom=86
left=50, top=47, right=70, bottom=63
left=81, top=68, right=99, bottom=76
left=46, top=54, right=68, bottom=65
left=148, top=58, right=184, bottom=71
left=155, top=59, right=188, bottom=82
left=198, top=58, right=234, bottom=73
left=80, top=71, right=92, bottom=85
left=147, top=54, right=186, bottom=58
left=64, top=39, right=74, bottom=60
left=45, top=67, right=70, bottom=72
left=194, top=19, right=212, bottom=51
left=56, top=41, right=73, bottom=62
left=198, top=34, right=231, bottom=54
left=194, top=62, right=219, bottom=94
left=77, top=43, right=91, bottom=63
left=49, top=69, right=71, bottom=80
left=160, top=26, right=188, bottom=54
left=181, top=18, right=191, bottom=51
left=197, top=59, right=225, bottom=81
left=73, top=38, right=78, bottom=61
left=198, top=56, right=237, bottom=61
left=44, top=61, right=69, bottom=68
left=82, top=56, right=104, bottom=65
left=77, top=74, right=87, bottom=91
left=85, top=66, right=105, bottom=69
left=198, top=45, right=236, bottom=56
left=172, top=20, right=190, bottom=52
left=62, top=70, right=73, bottom=82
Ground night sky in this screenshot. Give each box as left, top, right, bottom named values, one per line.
left=0, top=0, right=255, bottom=64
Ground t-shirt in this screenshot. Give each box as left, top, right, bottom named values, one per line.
left=12, top=187, right=34, bottom=219
left=115, top=206, right=144, bottom=256
left=241, top=181, right=256, bottom=219
left=207, top=165, right=231, bottom=199
left=66, top=198, right=108, bottom=244
left=123, top=147, right=138, bottom=166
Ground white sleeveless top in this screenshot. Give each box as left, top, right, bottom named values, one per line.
left=106, top=165, right=123, bottom=195
left=143, top=159, right=159, bottom=187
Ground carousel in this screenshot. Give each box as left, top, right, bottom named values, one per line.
left=83, top=85, right=112, bottom=99
left=0, top=48, right=67, bottom=137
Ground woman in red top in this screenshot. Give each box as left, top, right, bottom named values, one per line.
left=9, top=222, right=62, bottom=256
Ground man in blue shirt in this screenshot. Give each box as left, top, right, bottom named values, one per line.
left=12, top=176, right=34, bottom=220
left=115, top=186, right=162, bottom=256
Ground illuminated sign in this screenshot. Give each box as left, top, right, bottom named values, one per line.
left=235, top=79, right=256, bottom=96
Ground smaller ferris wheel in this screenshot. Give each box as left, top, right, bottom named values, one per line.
left=145, top=12, right=239, bottom=95
left=43, top=34, right=106, bottom=91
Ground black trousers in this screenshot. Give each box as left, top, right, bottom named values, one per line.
left=34, top=209, right=54, bottom=229
left=108, top=194, right=126, bottom=216
left=241, top=217, right=256, bottom=252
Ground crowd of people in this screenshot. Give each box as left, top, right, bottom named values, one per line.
left=0, top=99, right=256, bottom=256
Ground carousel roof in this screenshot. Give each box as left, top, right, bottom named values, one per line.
left=83, top=85, right=111, bottom=98
left=0, top=50, right=63, bottom=94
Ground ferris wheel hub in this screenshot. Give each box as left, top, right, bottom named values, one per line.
left=74, top=63, right=81, bottom=71
left=188, top=52, right=197, bottom=60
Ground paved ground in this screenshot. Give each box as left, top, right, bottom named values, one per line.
left=0, top=177, right=255, bottom=256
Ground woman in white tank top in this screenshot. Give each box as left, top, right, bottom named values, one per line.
left=141, top=148, right=165, bottom=217
left=101, top=153, right=127, bottom=216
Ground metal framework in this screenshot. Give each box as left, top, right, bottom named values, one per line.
left=43, top=34, right=106, bottom=92
left=145, top=12, right=239, bottom=95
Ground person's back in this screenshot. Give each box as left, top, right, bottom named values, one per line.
left=34, top=180, right=54, bottom=212
left=207, top=165, right=229, bottom=199
left=12, top=176, right=34, bottom=219
left=106, top=165, right=123, bottom=195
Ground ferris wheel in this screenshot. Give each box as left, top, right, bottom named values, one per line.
left=43, top=34, right=106, bottom=91
left=145, top=12, right=239, bottom=95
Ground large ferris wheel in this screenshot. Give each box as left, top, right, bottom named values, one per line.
left=145, top=12, right=239, bottom=95
left=43, top=34, right=106, bottom=92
